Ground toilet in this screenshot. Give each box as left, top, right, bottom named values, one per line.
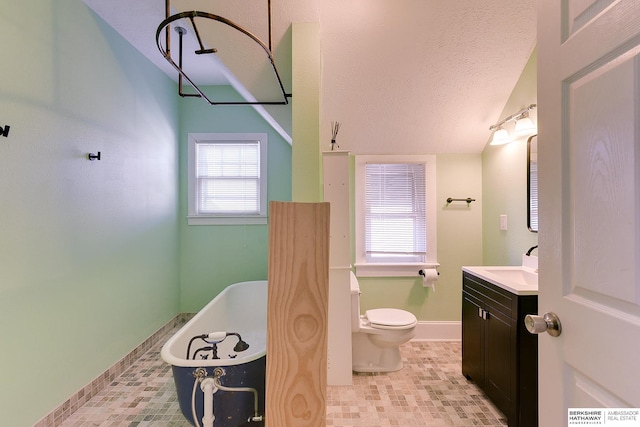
left=350, top=271, right=417, bottom=373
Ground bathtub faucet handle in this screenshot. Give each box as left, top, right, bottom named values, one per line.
left=192, top=368, right=207, bottom=381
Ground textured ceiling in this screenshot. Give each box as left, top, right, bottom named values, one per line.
left=82, top=0, right=537, bottom=153
left=318, top=0, right=537, bottom=154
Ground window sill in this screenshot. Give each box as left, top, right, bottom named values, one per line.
left=354, top=262, right=439, bottom=277
left=187, top=215, right=267, bottom=226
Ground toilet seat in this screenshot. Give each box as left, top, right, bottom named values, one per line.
left=365, top=308, right=417, bottom=330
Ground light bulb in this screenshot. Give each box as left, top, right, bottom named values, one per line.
left=490, top=128, right=510, bottom=145
left=514, top=116, right=535, bottom=137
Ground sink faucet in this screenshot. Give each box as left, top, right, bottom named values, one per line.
left=526, top=245, right=538, bottom=256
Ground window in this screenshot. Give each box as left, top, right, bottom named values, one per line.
left=355, top=155, right=437, bottom=276
left=188, top=133, right=267, bottom=225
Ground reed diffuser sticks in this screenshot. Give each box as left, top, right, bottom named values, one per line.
left=330, top=121, right=341, bottom=151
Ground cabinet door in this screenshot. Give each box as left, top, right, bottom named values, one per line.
left=484, top=307, right=514, bottom=421
left=462, top=291, right=484, bottom=385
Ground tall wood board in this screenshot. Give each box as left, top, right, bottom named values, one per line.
left=266, top=201, right=330, bottom=427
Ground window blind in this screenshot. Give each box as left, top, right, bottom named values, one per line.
left=365, top=163, right=427, bottom=263
left=196, top=142, right=260, bottom=214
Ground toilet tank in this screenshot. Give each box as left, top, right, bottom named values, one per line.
left=350, top=271, right=361, bottom=332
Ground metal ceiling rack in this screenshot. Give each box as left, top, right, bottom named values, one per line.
left=156, top=0, right=292, bottom=105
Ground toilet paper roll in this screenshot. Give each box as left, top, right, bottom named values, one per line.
left=421, top=269, right=439, bottom=291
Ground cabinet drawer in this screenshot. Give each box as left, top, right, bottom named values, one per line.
left=463, top=272, right=514, bottom=317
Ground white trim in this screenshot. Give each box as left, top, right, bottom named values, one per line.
left=187, top=216, right=267, bottom=225
left=355, top=262, right=440, bottom=277
left=411, top=321, right=461, bottom=341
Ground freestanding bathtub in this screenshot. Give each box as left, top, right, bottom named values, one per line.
left=161, top=280, right=267, bottom=427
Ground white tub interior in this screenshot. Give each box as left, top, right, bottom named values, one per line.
left=161, top=280, right=267, bottom=367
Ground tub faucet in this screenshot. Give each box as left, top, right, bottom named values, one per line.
left=185, top=331, right=249, bottom=360
left=526, top=245, right=538, bottom=256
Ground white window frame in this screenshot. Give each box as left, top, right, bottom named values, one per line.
left=355, top=155, right=438, bottom=277
left=187, top=133, right=268, bottom=225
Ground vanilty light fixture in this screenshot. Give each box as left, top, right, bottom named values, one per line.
left=489, top=104, right=537, bottom=145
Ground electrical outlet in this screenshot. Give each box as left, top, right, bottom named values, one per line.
left=500, top=214, right=508, bottom=231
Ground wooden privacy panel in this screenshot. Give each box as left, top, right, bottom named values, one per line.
left=266, top=202, right=330, bottom=427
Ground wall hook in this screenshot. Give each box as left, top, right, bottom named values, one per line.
left=1, top=124, right=10, bottom=137
left=88, top=152, right=101, bottom=161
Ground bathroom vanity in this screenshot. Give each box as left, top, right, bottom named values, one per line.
left=461, top=267, right=538, bottom=427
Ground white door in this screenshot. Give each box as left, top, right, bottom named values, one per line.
left=537, top=1, right=640, bottom=425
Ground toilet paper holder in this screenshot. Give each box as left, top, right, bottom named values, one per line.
left=418, top=269, right=439, bottom=277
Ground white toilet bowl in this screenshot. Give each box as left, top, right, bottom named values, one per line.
left=350, top=272, right=417, bottom=373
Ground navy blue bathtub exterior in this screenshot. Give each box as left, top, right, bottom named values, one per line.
left=171, top=355, right=266, bottom=427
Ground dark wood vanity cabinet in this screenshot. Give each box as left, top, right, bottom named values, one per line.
left=462, top=271, right=538, bottom=427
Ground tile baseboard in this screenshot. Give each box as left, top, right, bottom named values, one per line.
left=33, top=313, right=194, bottom=427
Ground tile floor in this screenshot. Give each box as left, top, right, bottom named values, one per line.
left=59, top=325, right=507, bottom=427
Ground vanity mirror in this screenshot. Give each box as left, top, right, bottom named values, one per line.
left=527, top=134, right=538, bottom=232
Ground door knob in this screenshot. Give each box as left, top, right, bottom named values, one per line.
left=524, top=312, right=562, bottom=337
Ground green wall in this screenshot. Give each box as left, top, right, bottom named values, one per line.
left=357, top=154, right=483, bottom=321
left=0, top=2, right=180, bottom=425
left=317, top=51, right=540, bottom=321
left=287, top=22, right=485, bottom=323
left=291, top=23, right=322, bottom=202
left=178, top=87, right=292, bottom=312
left=482, top=49, right=538, bottom=266
left=0, top=2, right=536, bottom=423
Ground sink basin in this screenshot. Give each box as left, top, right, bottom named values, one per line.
left=462, top=266, right=538, bottom=295
left=481, top=268, right=538, bottom=287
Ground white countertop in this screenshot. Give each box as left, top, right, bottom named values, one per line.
left=462, top=265, right=539, bottom=296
